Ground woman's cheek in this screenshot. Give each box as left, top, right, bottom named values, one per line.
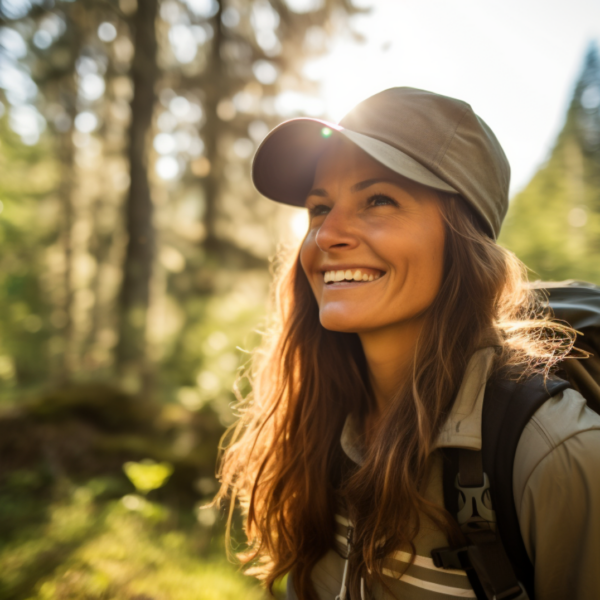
left=299, top=232, right=320, bottom=295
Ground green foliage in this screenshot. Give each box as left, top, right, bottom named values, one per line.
left=0, top=116, right=57, bottom=391
left=158, top=269, right=270, bottom=422
left=0, top=475, right=269, bottom=600
left=0, top=397, right=281, bottom=599
left=122, top=459, right=174, bottom=495
left=500, top=44, right=600, bottom=284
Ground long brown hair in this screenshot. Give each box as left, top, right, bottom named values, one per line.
left=214, top=194, right=575, bottom=599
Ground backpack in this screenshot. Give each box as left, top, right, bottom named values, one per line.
left=432, top=280, right=600, bottom=600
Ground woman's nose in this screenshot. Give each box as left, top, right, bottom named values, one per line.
left=314, top=205, right=359, bottom=252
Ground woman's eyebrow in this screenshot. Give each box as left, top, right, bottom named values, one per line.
left=350, top=178, right=398, bottom=192
left=306, top=178, right=399, bottom=199
left=306, top=188, right=328, bottom=198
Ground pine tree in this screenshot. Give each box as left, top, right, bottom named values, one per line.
left=116, top=0, right=160, bottom=390
left=500, top=43, right=600, bottom=284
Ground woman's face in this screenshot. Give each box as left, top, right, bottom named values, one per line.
left=300, top=139, right=446, bottom=335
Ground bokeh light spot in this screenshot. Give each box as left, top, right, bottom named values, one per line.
left=174, top=130, right=192, bottom=152
left=154, top=133, right=177, bottom=155
left=216, top=99, right=236, bottom=121
left=170, top=96, right=190, bottom=119
left=248, top=120, right=269, bottom=142
left=1, top=0, right=32, bottom=20
left=582, top=84, right=600, bottom=110
left=0, top=27, right=27, bottom=58
left=74, top=111, right=98, bottom=133
left=207, top=331, right=228, bottom=351
left=79, top=73, right=105, bottom=101
left=233, top=138, right=254, bottom=159
left=98, top=22, right=117, bottom=42
left=185, top=0, right=219, bottom=18
left=252, top=60, right=278, bottom=84
left=9, top=104, right=45, bottom=144
left=221, top=7, right=240, bottom=28
left=284, top=0, right=324, bottom=13
left=156, top=156, right=180, bottom=180
left=568, top=207, right=588, bottom=228
left=197, top=370, right=220, bottom=392
left=157, top=111, right=177, bottom=132
left=169, top=25, right=197, bottom=63
left=33, top=29, right=52, bottom=49
left=191, top=156, right=210, bottom=177
left=160, top=246, right=185, bottom=272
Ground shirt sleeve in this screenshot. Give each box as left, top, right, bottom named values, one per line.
left=517, top=428, right=600, bottom=600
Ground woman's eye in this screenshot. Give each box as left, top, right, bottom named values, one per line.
left=308, top=204, right=330, bottom=217
left=368, top=194, right=398, bottom=207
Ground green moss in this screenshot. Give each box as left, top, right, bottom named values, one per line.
left=0, top=478, right=269, bottom=600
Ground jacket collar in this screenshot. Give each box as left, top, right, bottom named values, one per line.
left=340, top=347, right=498, bottom=466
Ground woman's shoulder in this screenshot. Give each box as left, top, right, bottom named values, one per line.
left=513, top=387, right=600, bottom=507
left=512, top=388, right=600, bottom=597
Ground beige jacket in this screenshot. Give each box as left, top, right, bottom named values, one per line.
left=297, top=348, right=600, bottom=600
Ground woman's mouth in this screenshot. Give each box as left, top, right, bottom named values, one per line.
left=322, top=268, right=385, bottom=285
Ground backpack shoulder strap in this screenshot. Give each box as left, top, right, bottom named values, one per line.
left=436, top=371, right=571, bottom=599
left=480, top=371, right=570, bottom=595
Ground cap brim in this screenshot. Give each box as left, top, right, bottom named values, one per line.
left=251, top=117, right=458, bottom=207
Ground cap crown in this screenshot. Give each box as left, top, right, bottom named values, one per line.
left=339, top=87, right=510, bottom=238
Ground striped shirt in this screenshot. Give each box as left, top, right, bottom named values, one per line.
left=308, top=348, right=499, bottom=599
left=326, top=511, right=476, bottom=599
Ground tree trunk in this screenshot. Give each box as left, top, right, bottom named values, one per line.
left=116, top=0, right=159, bottom=391
left=201, top=0, right=225, bottom=254
left=58, top=122, right=75, bottom=384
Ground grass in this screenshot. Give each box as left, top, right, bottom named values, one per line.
left=0, top=385, right=286, bottom=600
left=0, top=473, right=280, bottom=600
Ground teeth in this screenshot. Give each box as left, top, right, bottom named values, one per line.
left=322, top=269, right=384, bottom=283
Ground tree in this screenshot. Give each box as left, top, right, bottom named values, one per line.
left=500, top=43, right=600, bottom=284
left=116, top=0, right=159, bottom=390
left=118, top=0, right=366, bottom=393
left=0, top=0, right=368, bottom=399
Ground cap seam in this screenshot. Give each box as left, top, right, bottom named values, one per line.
left=432, top=105, right=471, bottom=168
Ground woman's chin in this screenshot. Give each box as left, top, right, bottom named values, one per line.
left=319, top=311, right=369, bottom=334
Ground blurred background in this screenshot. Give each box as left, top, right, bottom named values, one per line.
left=0, top=0, right=599, bottom=597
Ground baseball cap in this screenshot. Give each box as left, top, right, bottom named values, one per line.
left=251, top=87, right=510, bottom=239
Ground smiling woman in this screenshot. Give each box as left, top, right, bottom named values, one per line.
left=300, top=140, right=447, bottom=428
left=214, top=88, right=600, bottom=600
left=301, top=141, right=445, bottom=334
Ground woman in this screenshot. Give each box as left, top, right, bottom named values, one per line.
left=215, top=88, right=600, bottom=599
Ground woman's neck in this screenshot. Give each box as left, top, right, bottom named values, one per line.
left=359, top=317, right=425, bottom=414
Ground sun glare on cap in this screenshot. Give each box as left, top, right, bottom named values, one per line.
left=321, top=127, right=333, bottom=138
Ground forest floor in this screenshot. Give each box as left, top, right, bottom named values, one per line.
left=0, top=384, right=282, bottom=600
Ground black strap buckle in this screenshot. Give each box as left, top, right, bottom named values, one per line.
left=431, top=546, right=472, bottom=570
left=456, top=472, right=496, bottom=527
